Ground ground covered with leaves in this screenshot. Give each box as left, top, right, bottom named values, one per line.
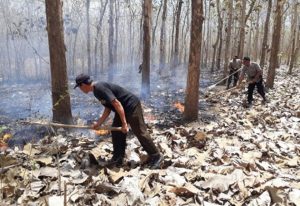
left=0, top=67, right=299, bottom=205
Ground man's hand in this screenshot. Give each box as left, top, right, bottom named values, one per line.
left=92, top=121, right=101, bottom=130
left=121, top=123, right=129, bottom=134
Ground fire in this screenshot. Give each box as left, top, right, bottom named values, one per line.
left=95, top=129, right=109, bottom=136
left=174, top=102, right=185, bottom=112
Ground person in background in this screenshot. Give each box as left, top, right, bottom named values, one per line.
left=74, top=74, right=163, bottom=169
left=237, top=57, right=267, bottom=108
left=226, top=55, right=242, bottom=89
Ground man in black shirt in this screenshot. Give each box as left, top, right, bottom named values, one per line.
left=74, top=74, right=163, bottom=169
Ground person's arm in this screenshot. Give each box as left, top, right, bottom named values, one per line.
left=111, top=99, right=129, bottom=133
left=93, top=107, right=111, bottom=129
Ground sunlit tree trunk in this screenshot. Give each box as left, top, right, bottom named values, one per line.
left=159, top=0, right=168, bottom=74
left=141, top=0, right=152, bottom=99
left=45, top=0, right=73, bottom=124
left=260, top=0, right=272, bottom=69
left=204, top=0, right=211, bottom=67
left=184, top=0, right=204, bottom=121
left=266, top=0, right=285, bottom=88
left=223, top=0, right=233, bottom=79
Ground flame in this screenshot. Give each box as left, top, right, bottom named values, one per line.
left=95, top=129, right=109, bottom=136
left=174, top=102, right=185, bottom=112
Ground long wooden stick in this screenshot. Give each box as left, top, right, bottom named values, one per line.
left=206, top=86, right=238, bottom=100
left=21, top=121, right=122, bottom=131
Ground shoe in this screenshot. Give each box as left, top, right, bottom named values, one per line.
left=147, top=153, right=163, bottom=169
left=245, top=103, right=252, bottom=108
left=99, top=156, right=123, bottom=167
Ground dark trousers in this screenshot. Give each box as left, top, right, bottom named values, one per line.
left=111, top=103, right=159, bottom=158
left=248, top=78, right=266, bottom=104
left=227, top=69, right=239, bottom=88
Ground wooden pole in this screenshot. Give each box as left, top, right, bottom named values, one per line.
left=21, top=121, right=122, bottom=132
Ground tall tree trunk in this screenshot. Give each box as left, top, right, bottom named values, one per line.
left=183, top=4, right=190, bottom=64
left=72, top=24, right=81, bottom=76
left=172, top=0, right=183, bottom=69
left=216, top=0, right=223, bottom=70
left=108, top=0, right=114, bottom=81
left=260, top=0, right=272, bottom=69
left=170, top=2, right=176, bottom=62
left=253, top=9, right=260, bottom=61
left=94, top=0, right=108, bottom=75
left=223, top=0, right=233, bottom=79
left=151, top=0, right=163, bottom=65
left=86, top=0, right=91, bottom=74
left=180, top=4, right=189, bottom=64
left=183, top=0, right=204, bottom=121
left=45, top=0, right=73, bottom=124
left=204, top=0, right=211, bottom=67
left=288, top=2, right=299, bottom=74
left=237, top=0, right=246, bottom=58
left=141, top=0, right=152, bottom=99
left=159, top=0, right=168, bottom=74
left=211, top=31, right=219, bottom=72
left=266, top=0, right=285, bottom=89
left=152, top=1, right=163, bottom=46
left=114, top=0, right=119, bottom=71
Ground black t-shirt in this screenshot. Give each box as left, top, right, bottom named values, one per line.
left=93, top=82, right=139, bottom=114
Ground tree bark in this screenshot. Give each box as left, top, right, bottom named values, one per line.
left=266, top=0, right=285, bottom=88
left=94, top=0, right=108, bottom=75
left=260, top=0, right=272, bottom=69
left=114, top=0, right=120, bottom=71
left=223, top=0, right=233, bottom=79
left=108, top=0, right=114, bottom=81
left=183, top=0, right=204, bottom=121
left=216, top=0, right=223, bottom=70
left=86, top=0, right=91, bottom=74
left=141, top=0, right=152, bottom=99
left=159, top=0, right=168, bottom=74
left=253, top=9, right=260, bottom=61
left=237, top=0, right=246, bottom=58
left=172, top=0, right=183, bottom=69
left=288, top=2, right=299, bottom=74
left=45, top=0, right=73, bottom=124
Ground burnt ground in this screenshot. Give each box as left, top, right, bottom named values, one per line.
left=0, top=67, right=219, bottom=147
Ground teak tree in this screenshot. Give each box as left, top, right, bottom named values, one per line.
left=45, top=0, right=73, bottom=124
left=141, top=0, right=152, bottom=99
left=184, top=0, right=204, bottom=121
left=266, top=0, right=285, bottom=88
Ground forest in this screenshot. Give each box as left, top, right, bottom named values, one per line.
left=0, top=0, right=299, bottom=205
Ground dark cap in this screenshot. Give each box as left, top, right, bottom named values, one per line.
left=243, top=56, right=250, bottom=61
left=74, top=74, right=91, bottom=89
